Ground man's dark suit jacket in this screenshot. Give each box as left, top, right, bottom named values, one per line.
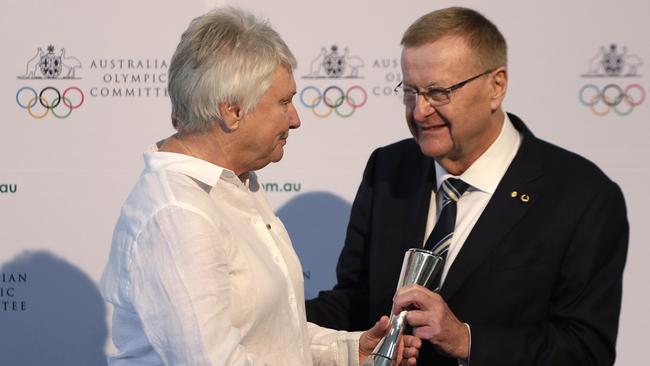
left=306, top=114, right=628, bottom=365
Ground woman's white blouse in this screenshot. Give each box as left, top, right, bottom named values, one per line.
left=100, top=147, right=360, bottom=365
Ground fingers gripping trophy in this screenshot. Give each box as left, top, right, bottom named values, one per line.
left=361, top=249, right=444, bottom=366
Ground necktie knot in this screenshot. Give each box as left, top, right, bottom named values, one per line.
left=441, top=178, right=470, bottom=203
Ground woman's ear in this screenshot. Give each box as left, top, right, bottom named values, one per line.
left=218, top=101, right=244, bottom=131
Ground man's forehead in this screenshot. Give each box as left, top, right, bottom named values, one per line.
left=401, top=44, right=473, bottom=85
left=402, top=35, right=471, bottom=59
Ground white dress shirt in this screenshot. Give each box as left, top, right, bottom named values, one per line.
left=100, top=146, right=361, bottom=366
left=423, top=114, right=522, bottom=284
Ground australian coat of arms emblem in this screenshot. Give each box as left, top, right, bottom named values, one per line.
left=18, top=45, right=82, bottom=79
left=304, top=45, right=365, bottom=79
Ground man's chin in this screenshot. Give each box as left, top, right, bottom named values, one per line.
left=417, top=140, right=448, bottom=159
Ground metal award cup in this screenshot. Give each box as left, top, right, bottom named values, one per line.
left=361, top=248, right=444, bottom=366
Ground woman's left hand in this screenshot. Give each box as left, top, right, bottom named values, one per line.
left=359, top=315, right=421, bottom=366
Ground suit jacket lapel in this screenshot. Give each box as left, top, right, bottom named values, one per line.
left=401, top=154, right=436, bottom=253
left=441, top=115, right=544, bottom=300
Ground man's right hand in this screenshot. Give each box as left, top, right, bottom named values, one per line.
left=393, top=285, right=470, bottom=360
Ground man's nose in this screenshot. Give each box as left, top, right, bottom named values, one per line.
left=412, top=94, right=435, bottom=121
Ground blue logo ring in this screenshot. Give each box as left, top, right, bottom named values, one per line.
left=16, top=86, right=38, bottom=109
left=300, top=86, right=322, bottom=108
left=578, top=84, right=600, bottom=106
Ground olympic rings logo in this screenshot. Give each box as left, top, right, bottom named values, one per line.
left=15, top=86, right=85, bottom=119
left=299, top=85, right=368, bottom=118
left=578, top=83, right=645, bottom=116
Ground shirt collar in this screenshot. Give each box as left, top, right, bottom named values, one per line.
left=143, top=144, right=225, bottom=187
left=435, top=113, right=522, bottom=194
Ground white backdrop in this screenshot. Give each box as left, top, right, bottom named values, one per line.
left=1, top=0, right=648, bottom=364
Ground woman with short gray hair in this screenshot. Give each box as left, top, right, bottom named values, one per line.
left=100, top=7, right=419, bottom=366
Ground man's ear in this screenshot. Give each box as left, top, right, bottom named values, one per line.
left=218, top=101, right=244, bottom=131
left=490, top=67, right=508, bottom=111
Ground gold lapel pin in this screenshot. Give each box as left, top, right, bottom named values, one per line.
left=510, top=191, right=530, bottom=203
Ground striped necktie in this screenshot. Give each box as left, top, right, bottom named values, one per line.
left=423, top=178, right=470, bottom=257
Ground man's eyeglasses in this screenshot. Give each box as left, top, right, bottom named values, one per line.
left=394, top=68, right=496, bottom=107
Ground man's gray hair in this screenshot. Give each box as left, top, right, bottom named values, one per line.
left=168, top=7, right=297, bottom=133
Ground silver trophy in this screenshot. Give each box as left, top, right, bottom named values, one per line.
left=361, top=248, right=444, bottom=366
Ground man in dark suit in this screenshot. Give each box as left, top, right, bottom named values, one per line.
left=306, top=7, right=628, bottom=365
